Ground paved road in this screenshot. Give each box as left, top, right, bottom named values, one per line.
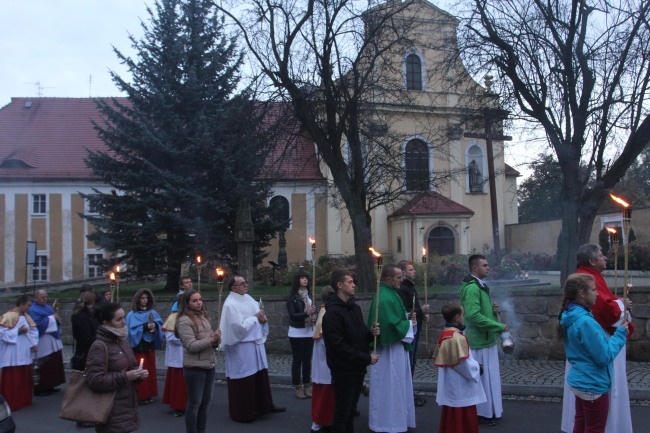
left=11, top=379, right=650, bottom=433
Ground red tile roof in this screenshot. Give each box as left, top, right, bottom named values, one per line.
left=0, top=97, right=324, bottom=182
left=391, top=192, right=475, bottom=217
left=0, top=98, right=124, bottom=180
left=504, top=163, right=520, bottom=176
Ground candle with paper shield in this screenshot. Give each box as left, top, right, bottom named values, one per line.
left=422, top=246, right=429, bottom=350
left=216, top=268, right=225, bottom=319
left=309, top=235, right=316, bottom=307
left=196, top=255, right=202, bottom=292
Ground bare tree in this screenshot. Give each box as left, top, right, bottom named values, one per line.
left=456, top=0, right=650, bottom=282
left=217, top=0, right=474, bottom=290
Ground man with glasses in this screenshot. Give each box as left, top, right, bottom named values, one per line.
left=219, top=275, right=285, bottom=422
left=367, top=264, right=416, bottom=433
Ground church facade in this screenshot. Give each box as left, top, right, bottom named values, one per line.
left=0, top=1, right=518, bottom=287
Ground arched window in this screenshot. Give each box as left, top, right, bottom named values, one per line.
left=466, top=144, right=485, bottom=193
left=405, top=54, right=422, bottom=90
left=427, top=226, right=455, bottom=256
left=405, top=139, right=430, bottom=191
left=268, top=195, right=290, bottom=228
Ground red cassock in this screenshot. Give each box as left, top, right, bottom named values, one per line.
left=439, top=405, right=479, bottom=433
left=162, top=367, right=187, bottom=411
left=311, top=383, right=334, bottom=426
left=0, top=365, right=33, bottom=410
left=134, top=351, right=158, bottom=401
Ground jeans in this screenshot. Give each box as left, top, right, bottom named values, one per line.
left=183, top=367, right=215, bottom=433
left=331, top=373, right=364, bottom=433
left=289, top=337, right=314, bottom=385
left=574, top=393, right=609, bottom=433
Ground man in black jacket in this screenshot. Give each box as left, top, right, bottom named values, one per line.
left=397, top=260, right=430, bottom=407
left=323, top=269, right=379, bottom=433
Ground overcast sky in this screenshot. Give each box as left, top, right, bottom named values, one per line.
left=0, top=0, right=150, bottom=107
left=0, top=0, right=536, bottom=174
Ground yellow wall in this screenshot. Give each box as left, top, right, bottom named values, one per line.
left=50, top=194, right=62, bottom=281
left=14, top=195, right=28, bottom=284
left=72, top=194, right=86, bottom=280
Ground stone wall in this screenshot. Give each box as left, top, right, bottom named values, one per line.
left=4, top=286, right=649, bottom=361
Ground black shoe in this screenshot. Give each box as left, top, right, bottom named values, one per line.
left=361, top=384, right=370, bottom=397
left=173, top=410, right=185, bottom=417
left=76, top=422, right=95, bottom=429
left=271, top=406, right=286, bottom=413
left=414, top=395, right=426, bottom=407
left=478, top=416, right=497, bottom=426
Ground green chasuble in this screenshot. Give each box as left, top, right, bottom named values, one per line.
left=367, top=282, right=413, bottom=351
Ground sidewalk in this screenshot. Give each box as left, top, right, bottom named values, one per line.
left=63, top=346, right=650, bottom=403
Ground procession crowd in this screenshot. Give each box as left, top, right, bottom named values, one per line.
left=0, top=243, right=634, bottom=433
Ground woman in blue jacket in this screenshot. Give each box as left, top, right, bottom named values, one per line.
left=559, top=273, right=628, bottom=433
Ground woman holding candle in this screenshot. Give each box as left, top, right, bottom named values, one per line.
left=126, top=288, right=163, bottom=405
left=559, top=273, right=628, bottom=433
left=175, top=289, right=221, bottom=433
left=286, top=270, right=316, bottom=399
left=86, top=303, right=148, bottom=433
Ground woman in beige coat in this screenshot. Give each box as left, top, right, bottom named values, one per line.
left=175, top=289, right=221, bottom=433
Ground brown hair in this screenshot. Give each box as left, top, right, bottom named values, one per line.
left=130, top=288, right=155, bottom=311
left=557, top=273, right=595, bottom=340
left=74, top=291, right=96, bottom=315
left=174, top=289, right=209, bottom=338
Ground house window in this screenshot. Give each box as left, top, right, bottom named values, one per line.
left=87, top=254, right=103, bottom=278
left=33, top=194, right=47, bottom=214
left=268, top=195, right=291, bottom=228
left=33, top=255, right=48, bottom=281
left=86, top=194, right=100, bottom=214
left=405, top=54, right=423, bottom=90
left=396, top=237, right=402, bottom=253
left=405, top=139, right=430, bottom=191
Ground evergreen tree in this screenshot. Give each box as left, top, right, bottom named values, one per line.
left=83, top=0, right=280, bottom=290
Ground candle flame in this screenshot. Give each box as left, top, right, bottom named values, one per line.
left=197, top=255, right=201, bottom=264
left=216, top=268, right=225, bottom=278
left=606, top=227, right=617, bottom=235
left=422, top=247, right=427, bottom=256
left=610, top=194, right=630, bottom=208
left=369, top=247, right=382, bottom=258
left=309, top=235, right=315, bottom=245
left=109, top=272, right=116, bottom=281
left=116, top=265, right=120, bottom=272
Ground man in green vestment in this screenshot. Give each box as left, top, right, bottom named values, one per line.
left=366, top=264, right=416, bottom=432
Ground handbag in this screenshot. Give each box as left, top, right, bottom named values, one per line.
left=60, top=341, right=117, bottom=424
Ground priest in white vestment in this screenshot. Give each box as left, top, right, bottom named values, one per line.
left=219, top=275, right=285, bottom=422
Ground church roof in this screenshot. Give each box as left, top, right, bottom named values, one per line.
left=0, top=97, right=323, bottom=182
left=390, top=192, right=475, bottom=217
left=504, top=164, right=520, bottom=177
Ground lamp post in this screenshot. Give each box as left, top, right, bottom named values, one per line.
left=369, top=247, right=383, bottom=355
left=606, top=227, right=619, bottom=296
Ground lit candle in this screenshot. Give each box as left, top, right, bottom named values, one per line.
left=309, top=235, right=316, bottom=307
left=369, top=247, right=382, bottom=355
left=138, top=357, right=144, bottom=371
